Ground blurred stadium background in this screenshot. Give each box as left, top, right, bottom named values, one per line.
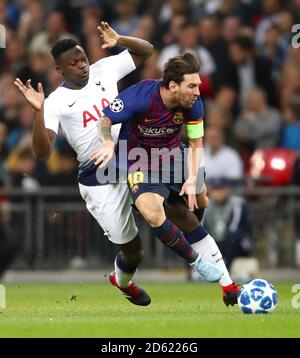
left=1, top=0, right=300, bottom=282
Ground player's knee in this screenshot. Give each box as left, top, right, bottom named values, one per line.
left=174, top=210, right=198, bottom=232
left=197, top=195, right=209, bottom=209
left=144, top=211, right=165, bottom=227
left=203, top=196, right=209, bottom=208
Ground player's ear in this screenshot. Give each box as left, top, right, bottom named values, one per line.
left=169, top=80, right=177, bottom=92
left=55, top=65, right=63, bottom=75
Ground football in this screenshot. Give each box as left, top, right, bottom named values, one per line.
left=237, top=279, right=278, bottom=314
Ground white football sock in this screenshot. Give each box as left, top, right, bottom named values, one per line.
left=114, top=258, right=136, bottom=288
left=192, top=235, right=233, bottom=286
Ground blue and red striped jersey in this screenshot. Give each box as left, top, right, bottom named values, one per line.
left=103, top=79, right=204, bottom=169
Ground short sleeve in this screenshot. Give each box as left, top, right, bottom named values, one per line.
left=103, top=81, right=150, bottom=124
left=92, top=50, right=136, bottom=82
left=185, top=97, right=205, bottom=139
left=185, top=97, right=205, bottom=124
left=44, top=97, right=60, bottom=134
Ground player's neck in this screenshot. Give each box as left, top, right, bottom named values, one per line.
left=62, top=79, right=86, bottom=90
left=160, top=86, right=179, bottom=109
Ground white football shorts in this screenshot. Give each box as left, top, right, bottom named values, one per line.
left=78, top=182, right=138, bottom=244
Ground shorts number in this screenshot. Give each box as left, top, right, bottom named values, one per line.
left=128, top=171, right=144, bottom=188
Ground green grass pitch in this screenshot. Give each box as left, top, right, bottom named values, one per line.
left=0, top=282, right=299, bottom=337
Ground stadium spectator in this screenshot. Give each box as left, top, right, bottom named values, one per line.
left=6, top=103, right=33, bottom=151
left=55, top=0, right=102, bottom=36
left=227, top=35, right=276, bottom=106
left=222, top=16, right=241, bottom=43
left=258, top=24, right=288, bottom=82
left=111, top=0, right=141, bottom=37
left=1, top=83, right=24, bottom=132
left=16, top=46, right=52, bottom=96
left=279, top=61, right=300, bottom=109
left=158, top=23, right=216, bottom=77
left=198, top=15, right=230, bottom=89
left=6, top=146, right=44, bottom=190
left=281, top=95, right=300, bottom=152
left=204, top=126, right=244, bottom=182
left=47, top=140, right=77, bottom=187
left=213, top=85, right=238, bottom=117
left=29, top=11, right=73, bottom=52
left=155, top=13, right=187, bottom=48
left=254, top=0, right=282, bottom=47
left=1, top=36, right=25, bottom=75
left=154, top=0, right=191, bottom=48
left=234, top=87, right=281, bottom=152
left=17, top=0, right=45, bottom=45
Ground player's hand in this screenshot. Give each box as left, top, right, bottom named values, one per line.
left=179, top=176, right=199, bottom=211
left=90, top=140, right=115, bottom=168
left=98, top=21, right=120, bottom=49
left=14, top=78, right=45, bottom=111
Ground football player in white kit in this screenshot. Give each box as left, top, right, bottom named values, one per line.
left=14, top=22, right=153, bottom=306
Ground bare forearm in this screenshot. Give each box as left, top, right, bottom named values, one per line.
left=97, top=115, right=113, bottom=142
left=32, top=107, right=52, bottom=160
left=118, top=36, right=153, bottom=60
left=187, top=138, right=203, bottom=178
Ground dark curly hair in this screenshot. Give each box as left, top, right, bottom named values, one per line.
left=51, top=38, right=80, bottom=61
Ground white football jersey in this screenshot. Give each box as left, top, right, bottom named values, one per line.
left=44, top=50, right=135, bottom=185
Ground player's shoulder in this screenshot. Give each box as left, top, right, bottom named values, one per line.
left=192, top=96, right=205, bottom=114
left=110, top=80, right=158, bottom=114
left=195, top=96, right=204, bottom=107
left=184, top=96, right=204, bottom=119
left=90, top=56, right=109, bottom=71
left=129, top=79, right=159, bottom=97
left=45, top=86, right=63, bottom=104
left=44, top=85, right=73, bottom=112
left=90, top=50, right=130, bottom=71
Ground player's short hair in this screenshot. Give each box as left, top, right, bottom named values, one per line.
left=51, top=38, right=80, bottom=61
left=161, top=52, right=200, bottom=88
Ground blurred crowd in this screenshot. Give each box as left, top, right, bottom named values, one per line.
left=1, top=0, right=300, bottom=191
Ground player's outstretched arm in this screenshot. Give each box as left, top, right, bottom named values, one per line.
left=98, top=21, right=153, bottom=66
left=14, top=78, right=56, bottom=161
left=91, top=115, right=115, bottom=168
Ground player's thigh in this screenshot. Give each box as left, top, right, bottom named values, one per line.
left=135, top=192, right=165, bottom=226
left=78, top=183, right=138, bottom=245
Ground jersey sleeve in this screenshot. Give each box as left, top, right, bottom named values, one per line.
left=93, top=50, right=136, bottom=82
left=186, top=97, right=205, bottom=123
left=44, top=96, right=60, bottom=134
left=103, top=81, right=148, bottom=124
left=184, top=98, right=205, bottom=139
